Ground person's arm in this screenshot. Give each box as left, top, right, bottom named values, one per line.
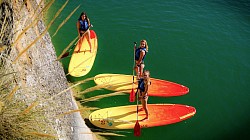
left=76, top=21, right=80, bottom=38
left=87, top=18, right=91, bottom=27
left=142, top=79, right=149, bottom=96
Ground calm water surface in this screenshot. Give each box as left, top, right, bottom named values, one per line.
left=47, top=1, right=250, bottom=139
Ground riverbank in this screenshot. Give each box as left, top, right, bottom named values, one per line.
left=1, top=0, right=95, bottom=139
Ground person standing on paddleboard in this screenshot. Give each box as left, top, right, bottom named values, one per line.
left=134, top=40, right=148, bottom=79
left=76, top=12, right=92, bottom=53
left=138, top=70, right=151, bottom=120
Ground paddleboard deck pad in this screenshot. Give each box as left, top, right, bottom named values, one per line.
left=68, top=30, right=98, bottom=77
left=89, top=104, right=196, bottom=129
left=94, top=74, right=189, bottom=97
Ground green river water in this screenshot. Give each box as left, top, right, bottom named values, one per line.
left=47, top=1, right=250, bottom=140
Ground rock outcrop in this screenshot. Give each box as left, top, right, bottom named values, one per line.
left=0, top=0, right=95, bottom=139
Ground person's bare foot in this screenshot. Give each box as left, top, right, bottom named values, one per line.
left=141, top=116, right=149, bottom=121
left=90, top=47, right=93, bottom=53
left=138, top=108, right=144, bottom=111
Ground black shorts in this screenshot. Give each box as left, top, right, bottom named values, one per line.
left=80, top=30, right=87, bottom=37
left=139, top=91, right=148, bottom=99
left=136, top=61, right=144, bottom=67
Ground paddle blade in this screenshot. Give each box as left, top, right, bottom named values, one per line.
left=61, top=52, right=70, bottom=58
left=129, top=88, right=135, bottom=102
left=134, top=120, right=141, bottom=136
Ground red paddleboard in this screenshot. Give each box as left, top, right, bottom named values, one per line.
left=89, top=104, right=196, bottom=129
left=94, top=74, right=189, bottom=97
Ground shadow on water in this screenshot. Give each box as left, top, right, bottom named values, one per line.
left=84, top=118, right=132, bottom=139
left=84, top=118, right=102, bottom=132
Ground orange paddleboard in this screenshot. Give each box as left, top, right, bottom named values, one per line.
left=89, top=104, right=196, bottom=129
left=94, top=74, right=189, bottom=97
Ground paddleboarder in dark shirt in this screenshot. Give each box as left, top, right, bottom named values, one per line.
left=76, top=12, right=92, bottom=53
left=138, top=70, right=151, bottom=120
left=134, top=40, right=148, bottom=79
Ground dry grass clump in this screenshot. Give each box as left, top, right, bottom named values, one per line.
left=70, top=84, right=127, bottom=139
left=0, top=56, right=56, bottom=140
left=0, top=1, right=57, bottom=138
left=1, top=0, right=127, bottom=139
left=80, top=91, right=126, bottom=103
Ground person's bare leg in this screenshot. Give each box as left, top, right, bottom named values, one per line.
left=78, top=36, right=83, bottom=53
left=142, top=99, right=149, bottom=120
left=86, top=30, right=92, bottom=52
left=134, top=65, right=140, bottom=80
left=139, top=64, right=145, bottom=78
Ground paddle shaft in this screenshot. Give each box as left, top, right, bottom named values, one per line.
left=133, top=42, right=137, bottom=85
left=133, top=42, right=141, bottom=136
left=69, top=28, right=90, bottom=53
left=130, top=42, right=137, bottom=102
left=60, top=25, right=92, bottom=59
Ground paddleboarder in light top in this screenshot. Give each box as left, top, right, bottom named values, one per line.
left=138, top=70, right=151, bottom=120
left=76, top=12, right=92, bottom=53
left=134, top=40, right=148, bottom=79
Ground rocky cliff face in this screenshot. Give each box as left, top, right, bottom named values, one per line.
left=0, top=0, right=94, bottom=139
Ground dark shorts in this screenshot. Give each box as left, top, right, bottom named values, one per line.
left=142, top=95, right=148, bottom=99
left=139, top=91, right=148, bottom=99
left=79, top=30, right=87, bottom=37
left=136, top=61, right=144, bottom=67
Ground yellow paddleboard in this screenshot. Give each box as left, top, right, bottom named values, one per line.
left=89, top=104, right=196, bottom=129
left=68, top=30, right=98, bottom=77
left=94, top=73, right=134, bottom=92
